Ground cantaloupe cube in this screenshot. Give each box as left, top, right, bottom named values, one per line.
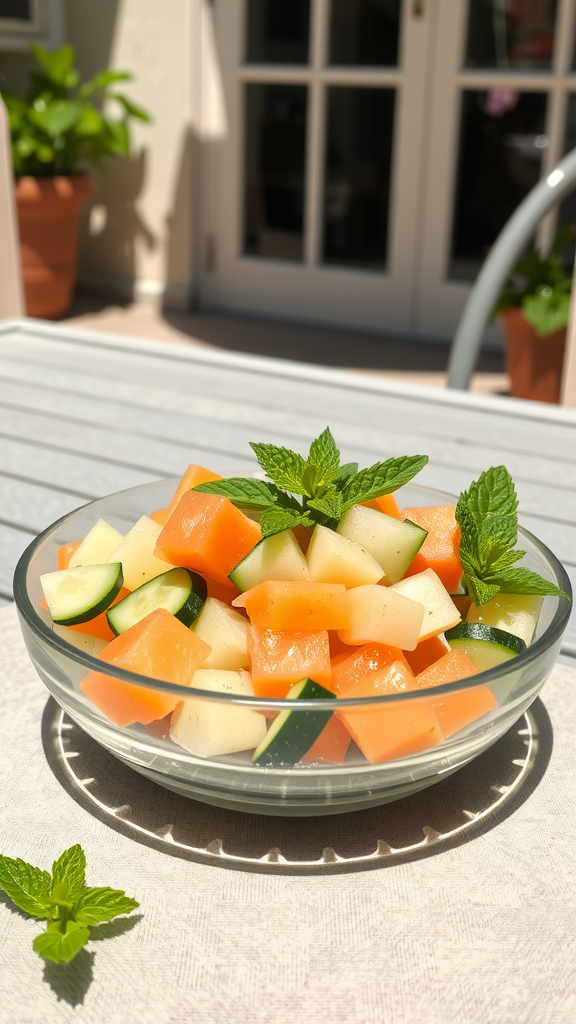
left=58, top=541, right=81, bottom=571
left=415, top=649, right=496, bottom=737
left=337, top=661, right=442, bottom=763
left=68, top=519, right=123, bottom=568
left=401, top=505, right=462, bottom=591
left=248, top=626, right=331, bottom=697
left=301, top=716, right=351, bottom=764
left=80, top=608, right=211, bottom=726
left=390, top=569, right=461, bottom=642
left=337, top=585, right=424, bottom=650
left=193, top=598, right=249, bottom=670
left=404, top=634, right=451, bottom=675
left=108, top=516, right=174, bottom=591
left=330, top=642, right=410, bottom=696
left=155, top=491, right=261, bottom=586
left=171, top=669, right=266, bottom=757
left=233, top=580, right=349, bottom=631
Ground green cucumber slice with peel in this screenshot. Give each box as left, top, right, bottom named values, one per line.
left=41, top=563, right=124, bottom=626
left=445, top=622, right=526, bottom=672
left=106, top=567, right=207, bottom=635
left=252, top=677, right=335, bottom=767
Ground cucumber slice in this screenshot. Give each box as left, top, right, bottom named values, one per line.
left=252, top=677, right=335, bottom=767
left=337, top=505, right=427, bottom=584
left=229, top=529, right=310, bottom=591
left=466, top=593, right=543, bottom=645
left=106, top=567, right=206, bottom=635
left=41, top=563, right=123, bottom=626
left=445, top=622, right=526, bottom=672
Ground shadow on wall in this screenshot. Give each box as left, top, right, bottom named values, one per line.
left=162, top=126, right=197, bottom=312
left=80, top=150, right=157, bottom=298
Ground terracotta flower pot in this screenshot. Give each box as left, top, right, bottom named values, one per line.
left=501, top=306, right=567, bottom=404
left=14, top=175, right=95, bottom=320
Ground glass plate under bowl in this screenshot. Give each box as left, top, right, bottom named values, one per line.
left=14, top=479, right=572, bottom=817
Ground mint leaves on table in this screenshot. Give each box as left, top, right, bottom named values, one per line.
left=194, top=427, right=428, bottom=536
left=456, top=466, right=570, bottom=606
left=0, top=844, right=139, bottom=964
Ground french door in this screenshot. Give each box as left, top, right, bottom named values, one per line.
left=200, top=0, right=576, bottom=341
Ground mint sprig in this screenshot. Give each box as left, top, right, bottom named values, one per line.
left=0, top=845, right=139, bottom=964
left=456, top=466, right=570, bottom=606
left=194, top=428, right=428, bottom=537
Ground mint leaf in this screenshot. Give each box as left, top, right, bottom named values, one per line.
left=0, top=855, right=52, bottom=918
left=193, top=477, right=281, bottom=511
left=259, top=507, right=315, bottom=538
left=304, top=428, right=340, bottom=493
left=483, top=566, right=569, bottom=598
left=340, top=455, right=429, bottom=513
left=73, top=887, right=139, bottom=926
left=335, top=462, right=358, bottom=484
left=250, top=442, right=308, bottom=495
left=307, top=488, right=343, bottom=521
left=51, top=844, right=86, bottom=904
left=33, top=920, right=90, bottom=964
left=457, top=466, right=571, bottom=605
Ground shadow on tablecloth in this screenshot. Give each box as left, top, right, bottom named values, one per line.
left=41, top=697, right=552, bottom=876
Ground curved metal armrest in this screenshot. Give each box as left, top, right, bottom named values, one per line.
left=447, top=146, right=576, bottom=391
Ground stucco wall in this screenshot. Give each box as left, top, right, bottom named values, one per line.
left=66, top=0, right=201, bottom=309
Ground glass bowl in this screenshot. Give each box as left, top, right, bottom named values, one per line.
left=14, top=479, right=572, bottom=817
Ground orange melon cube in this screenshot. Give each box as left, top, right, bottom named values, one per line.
left=233, top=580, right=349, bottom=631
left=331, top=642, right=410, bottom=696
left=205, top=576, right=242, bottom=605
left=414, top=648, right=497, bottom=737
left=328, top=631, right=356, bottom=659
left=362, top=493, right=401, bottom=518
left=155, top=490, right=261, bottom=586
left=165, top=463, right=222, bottom=520
left=248, top=627, right=331, bottom=698
left=301, top=716, right=351, bottom=765
left=57, top=541, right=81, bottom=571
left=337, top=660, right=442, bottom=763
left=404, top=634, right=451, bottom=675
left=451, top=594, right=474, bottom=618
left=80, top=607, right=211, bottom=727
left=401, top=505, right=462, bottom=592
left=151, top=509, right=169, bottom=526
left=69, top=587, right=131, bottom=641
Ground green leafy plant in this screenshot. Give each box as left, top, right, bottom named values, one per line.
left=495, top=226, right=573, bottom=338
left=456, top=466, right=570, bottom=605
left=0, top=844, right=139, bottom=964
left=1, top=44, right=151, bottom=178
left=194, top=427, right=429, bottom=536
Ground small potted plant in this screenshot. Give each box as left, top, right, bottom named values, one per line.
left=1, top=44, right=150, bottom=320
left=495, top=227, right=573, bottom=404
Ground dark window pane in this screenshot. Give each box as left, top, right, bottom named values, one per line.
left=556, top=95, right=576, bottom=258
left=246, top=0, right=310, bottom=64
left=449, top=90, right=548, bottom=281
left=322, top=87, right=395, bottom=270
left=329, top=0, right=401, bottom=66
left=244, top=84, right=307, bottom=261
left=465, top=0, right=557, bottom=70
left=0, top=0, right=31, bottom=18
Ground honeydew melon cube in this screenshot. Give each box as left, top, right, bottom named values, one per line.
left=52, top=623, right=108, bottom=657
left=466, top=593, right=543, bottom=645
left=337, top=505, right=427, bottom=584
left=108, top=516, right=174, bottom=591
left=68, top=518, right=124, bottom=569
left=338, top=585, right=425, bottom=650
left=170, top=669, right=266, bottom=757
left=307, top=524, right=384, bottom=588
left=193, top=597, right=249, bottom=670
left=390, top=568, right=460, bottom=642
left=229, top=529, right=310, bottom=591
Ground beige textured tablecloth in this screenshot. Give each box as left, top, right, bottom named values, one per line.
left=1, top=604, right=575, bottom=1024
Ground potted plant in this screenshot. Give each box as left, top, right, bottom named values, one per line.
left=495, top=227, right=573, bottom=404
left=1, top=44, right=150, bottom=320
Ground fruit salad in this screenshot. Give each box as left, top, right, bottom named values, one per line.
left=39, top=430, right=569, bottom=768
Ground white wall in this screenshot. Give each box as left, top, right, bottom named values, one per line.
left=66, top=0, right=202, bottom=309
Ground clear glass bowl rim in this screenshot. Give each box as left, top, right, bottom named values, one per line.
left=13, top=480, right=572, bottom=711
